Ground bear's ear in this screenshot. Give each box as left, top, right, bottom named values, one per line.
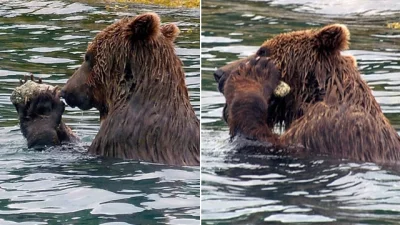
left=315, top=24, right=350, bottom=51
left=129, top=12, right=161, bottom=40
left=161, top=24, right=180, bottom=42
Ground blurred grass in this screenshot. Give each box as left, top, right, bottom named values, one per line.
left=105, top=0, right=199, bottom=8
left=387, top=22, right=400, bottom=29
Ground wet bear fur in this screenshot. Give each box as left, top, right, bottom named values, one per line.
left=61, top=13, right=199, bottom=166
left=215, top=24, right=400, bottom=164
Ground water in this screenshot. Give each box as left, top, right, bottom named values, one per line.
left=0, top=1, right=200, bottom=224
left=201, top=0, right=400, bottom=224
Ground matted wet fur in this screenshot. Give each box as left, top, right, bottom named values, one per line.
left=215, top=24, right=400, bottom=164
left=223, top=57, right=281, bottom=144
left=13, top=76, right=77, bottom=148
left=61, top=13, right=199, bottom=166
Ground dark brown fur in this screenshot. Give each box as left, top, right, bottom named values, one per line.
left=61, top=13, right=199, bottom=166
left=215, top=24, right=400, bottom=163
left=13, top=77, right=77, bottom=148
left=223, top=57, right=280, bottom=144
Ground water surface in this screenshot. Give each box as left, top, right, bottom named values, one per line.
left=201, top=0, right=400, bottom=224
left=0, top=1, right=200, bottom=224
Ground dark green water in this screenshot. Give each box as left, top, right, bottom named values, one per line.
left=0, top=1, right=200, bottom=224
left=201, top=0, right=400, bottom=224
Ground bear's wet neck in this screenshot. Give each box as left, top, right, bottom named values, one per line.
left=99, top=41, right=197, bottom=124
left=91, top=67, right=199, bottom=165
left=102, top=71, right=195, bottom=123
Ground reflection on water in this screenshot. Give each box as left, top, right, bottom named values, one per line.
left=0, top=0, right=200, bottom=224
left=260, top=0, right=400, bottom=16
left=201, top=0, right=400, bottom=224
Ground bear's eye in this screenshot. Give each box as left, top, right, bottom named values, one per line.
left=256, top=47, right=271, bottom=57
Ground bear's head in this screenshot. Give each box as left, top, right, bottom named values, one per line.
left=215, top=24, right=363, bottom=129
left=61, top=13, right=185, bottom=121
left=14, top=89, right=66, bottom=148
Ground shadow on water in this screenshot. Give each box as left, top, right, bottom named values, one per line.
left=201, top=0, right=400, bottom=224
left=0, top=0, right=200, bottom=224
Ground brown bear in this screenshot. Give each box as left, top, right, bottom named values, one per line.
left=12, top=75, right=77, bottom=148
left=215, top=24, right=400, bottom=164
left=61, top=13, right=200, bottom=166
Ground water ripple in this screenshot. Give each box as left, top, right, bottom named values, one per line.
left=202, top=0, right=400, bottom=224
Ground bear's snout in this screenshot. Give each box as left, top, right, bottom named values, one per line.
left=60, top=88, right=76, bottom=108
left=214, top=69, right=228, bottom=93
left=213, top=69, right=224, bottom=83
left=59, top=89, right=66, bottom=99
left=60, top=83, right=94, bottom=110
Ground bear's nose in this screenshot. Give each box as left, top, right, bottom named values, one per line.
left=60, top=89, right=66, bottom=98
left=214, top=69, right=224, bottom=83
left=214, top=69, right=227, bottom=94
